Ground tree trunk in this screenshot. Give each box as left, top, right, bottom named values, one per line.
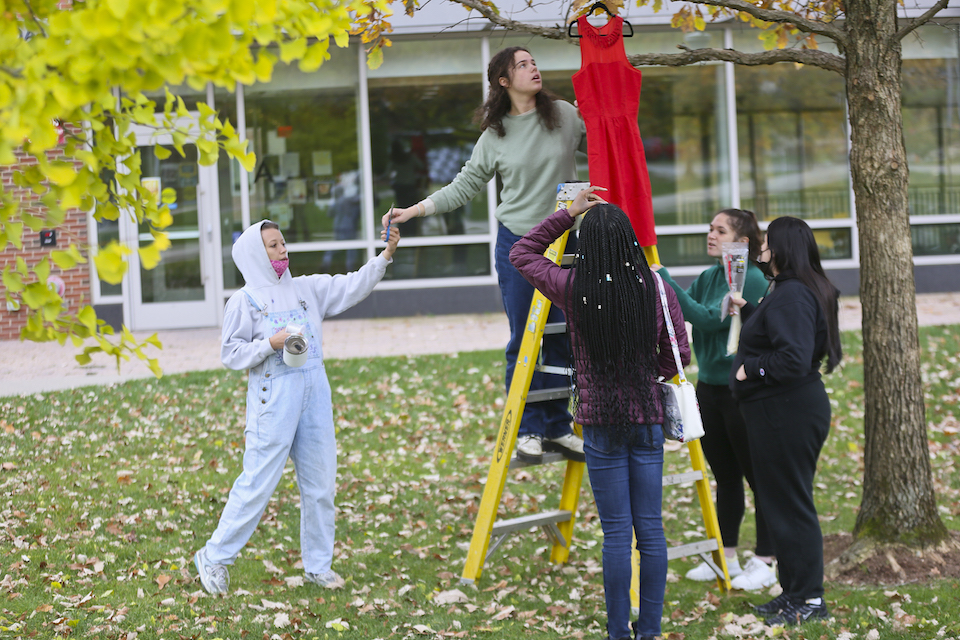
left=844, top=0, right=948, bottom=546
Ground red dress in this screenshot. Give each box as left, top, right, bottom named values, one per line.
left=572, top=15, right=655, bottom=246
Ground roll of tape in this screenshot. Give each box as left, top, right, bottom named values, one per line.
left=283, top=334, right=308, bottom=367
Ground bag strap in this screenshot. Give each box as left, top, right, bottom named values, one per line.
left=654, top=272, right=687, bottom=385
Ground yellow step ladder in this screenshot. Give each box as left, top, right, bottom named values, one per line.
left=459, top=191, right=731, bottom=596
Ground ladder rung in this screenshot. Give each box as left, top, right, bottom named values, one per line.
left=491, top=510, right=572, bottom=536
left=543, top=322, right=567, bottom=335
left=666, top=538, right=719, bottom=561
left=509, top=451, right=567, bottom=469
left=662, top=470, right=705, bottom=486
left=526, top=387, right=571, bottom=403
left=536, top=365, right=573, bottom=376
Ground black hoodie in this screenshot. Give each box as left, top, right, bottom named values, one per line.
left=729, top=271, right=828, bottom=402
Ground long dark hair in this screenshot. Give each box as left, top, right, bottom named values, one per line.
left=476, top=46, right=560, bottom=138
left=566, top=204, right=660, bottom=445
left=718, top=208, right=763, bottom=261
left=766, top=216, right=842, bottom=373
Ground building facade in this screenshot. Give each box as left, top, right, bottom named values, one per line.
left=3, top=2, right=959, bottom=336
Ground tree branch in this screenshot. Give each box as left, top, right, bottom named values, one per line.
left=692, top=0, right=843, bottom=43
left=627, top=45, right=845, bottom=75
left=452, top=0, right=569, bottom=40
left=894, top=0, right=950, bottom=42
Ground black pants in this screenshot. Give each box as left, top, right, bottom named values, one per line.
left=739, top=380, right=831, bottom=600
left=697, top=382, right=773, bottom=556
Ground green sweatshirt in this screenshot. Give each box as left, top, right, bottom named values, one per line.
left=429, top=100, right=586, bottom=236
left=658, top=262, right=769, bottom=385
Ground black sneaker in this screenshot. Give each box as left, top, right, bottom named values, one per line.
left=764, top=597, right=830, bottom=626
left=754, top=592, right=791, bottom=615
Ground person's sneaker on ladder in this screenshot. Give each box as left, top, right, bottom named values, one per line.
left=542, top=433, right=585, bottom=462
left=516, top=434, right=544, bottom=463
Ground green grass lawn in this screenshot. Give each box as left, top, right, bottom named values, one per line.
left=1, top=325, right=958, bottom=639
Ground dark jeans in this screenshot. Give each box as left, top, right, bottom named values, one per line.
left=739, top=380, right=831, bottom=600
left=584, top=425, right=666, bottom=638
left=696, top=381, right=773, bottom=556
left=495, top=223, right=573, bottom=438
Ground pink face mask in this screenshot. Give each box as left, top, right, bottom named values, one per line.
left=271, top=259, right=288, bottom=279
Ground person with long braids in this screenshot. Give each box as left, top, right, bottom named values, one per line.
left=510, top=187, right=690, bottom=640
left=382, top=47, right=587, bottom=464
left=651, top=209, right=776, bottom=591
left=728, top=216, right=841, bottom=626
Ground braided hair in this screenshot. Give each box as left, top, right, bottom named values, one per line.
left=566, top=204, right=661, bottom=446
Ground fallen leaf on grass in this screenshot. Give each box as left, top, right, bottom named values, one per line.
left=156, top=574, right=171, bottom=591
left=434, top=589, right=470, bottom=605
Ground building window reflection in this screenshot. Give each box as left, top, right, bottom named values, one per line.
left=736, top=64, right=850, bottom=222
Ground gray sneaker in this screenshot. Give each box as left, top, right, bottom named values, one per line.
left=194, top=549, right=229, bottom=595
left=305, top=569, right=345, bottom=589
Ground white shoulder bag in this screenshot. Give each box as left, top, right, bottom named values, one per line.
left=654, top=273, right=705, bottom=442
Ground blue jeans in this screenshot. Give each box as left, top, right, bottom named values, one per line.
left=584, top=425, right=667, bottom=639
left=204, top=357, right=337, bottom=574
left=495, top=223, right=574, bottom=439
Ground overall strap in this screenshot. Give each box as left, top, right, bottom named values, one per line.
left=654, top=273, right=687, bottom=385
left=241, top=287, right=268, bottom=316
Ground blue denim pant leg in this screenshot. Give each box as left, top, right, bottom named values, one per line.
left=495, top=223, right=573, bottom=438
left=584, top=425, right=667, bottom=639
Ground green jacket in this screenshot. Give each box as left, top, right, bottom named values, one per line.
left=657, top=262, right=768, bottom=385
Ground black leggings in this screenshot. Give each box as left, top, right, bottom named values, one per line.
left=740, top=381, right=831, bottom=599
left=696, top=382, right=774, bottom=556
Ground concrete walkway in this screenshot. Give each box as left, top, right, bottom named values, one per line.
left=2, top=292, right=959, bottom=397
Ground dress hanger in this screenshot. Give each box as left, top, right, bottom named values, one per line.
left=567, top=2, right=635, bottom=38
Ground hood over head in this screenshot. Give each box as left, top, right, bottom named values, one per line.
left=232, top=220, right=289, bottom=288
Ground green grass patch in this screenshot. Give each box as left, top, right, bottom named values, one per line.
left=0, top=326, right=958, bottom=639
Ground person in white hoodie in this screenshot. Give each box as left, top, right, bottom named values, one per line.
left=194, top=219, right=400, bottom=595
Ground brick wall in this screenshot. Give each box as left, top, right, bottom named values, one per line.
left=0, top=147, right=91, bottom=342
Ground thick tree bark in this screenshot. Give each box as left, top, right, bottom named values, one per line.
left=844, top=0, right=948, bottom=546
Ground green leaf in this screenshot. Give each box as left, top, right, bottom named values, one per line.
left=367, top=45, right=384, bottom=70
left=154, top=145, right=172, bottom=160
left=51, top=249, right=79, bottom=270
left=94, top=242, right=128, bottom=285
left=22, top=282, right=51, bottom=309
left=139, top=243, right=162, bottom=270
left=2, top=267, right=24, bottom=293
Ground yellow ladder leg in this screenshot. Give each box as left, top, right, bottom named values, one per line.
left=460, top=232, right=570, bottom=585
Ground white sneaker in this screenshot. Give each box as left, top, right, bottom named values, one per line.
left=305, top=569, right=345, bottom=589
left=685, top=556, right=742, bottom=581
left=543, top=433, right=585, bottom=462
left=194, top=549, right=229, bottom=595
left=730, top=557, right=777, bottom=591
left=516, top=434, right=543, bottom=463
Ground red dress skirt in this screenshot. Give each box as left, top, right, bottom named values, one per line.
left=573, top=15, right=655, bottom=246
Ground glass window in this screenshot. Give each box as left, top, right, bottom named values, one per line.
left=912, top=223, right=960, bottom=256
left=902, top=26, right=960, bottom=217
left=368, top=40, right=487, bottom=239
left=735, top=64, right=850, bottom=221
left=290, top=243, right=491, bottom=281
left=244, top=47, right=364, bottom=273
left=213, top=88, right=246, bottom=290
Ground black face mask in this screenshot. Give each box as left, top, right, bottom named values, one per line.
left=754, top=257, right=774, bottom=279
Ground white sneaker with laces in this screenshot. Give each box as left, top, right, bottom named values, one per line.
left=305, top=569, right=345, bottom=589
left=685, top=555, right=742, bottom=581
left=194, top=549, right=229, bottom=595
left=730, top=557, right=777, bottom=591
left=516, top=434, right=543, bottom=463
left=543, top=433, right=585, bottom=462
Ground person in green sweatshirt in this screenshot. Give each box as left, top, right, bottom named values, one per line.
left=652, top=208, right=776, bottom=590
left=383, top=46, right=587, bottom=465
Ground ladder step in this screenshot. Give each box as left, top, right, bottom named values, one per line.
left=543, top=322, right=567, bottom=335
left=490, top=510, right=572, bottom=536
left=666, top=538, right=719, bottom=561
left=536, top=365, right=573, bottom=376
left=662, top=470, right=705, bottom=487
left=509, top=451, right=567, bottom=469
left=527, top=387, right=572, bottom=403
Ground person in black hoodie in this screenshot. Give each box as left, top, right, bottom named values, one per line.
left=728, top=216, right=841, bottom=627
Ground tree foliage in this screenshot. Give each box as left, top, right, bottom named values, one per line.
left=0, top=0, right=385, bottom=372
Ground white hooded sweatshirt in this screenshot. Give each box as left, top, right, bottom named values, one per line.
left=221, top=221, right=390, bottom=371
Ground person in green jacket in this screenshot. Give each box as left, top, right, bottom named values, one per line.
left=652, top=208, right=776, bottom=591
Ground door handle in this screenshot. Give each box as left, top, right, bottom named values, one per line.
left=207, top=224, right=213, bottom=243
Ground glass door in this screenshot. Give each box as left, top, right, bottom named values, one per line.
left=123, top=118, right=222, bottom=330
